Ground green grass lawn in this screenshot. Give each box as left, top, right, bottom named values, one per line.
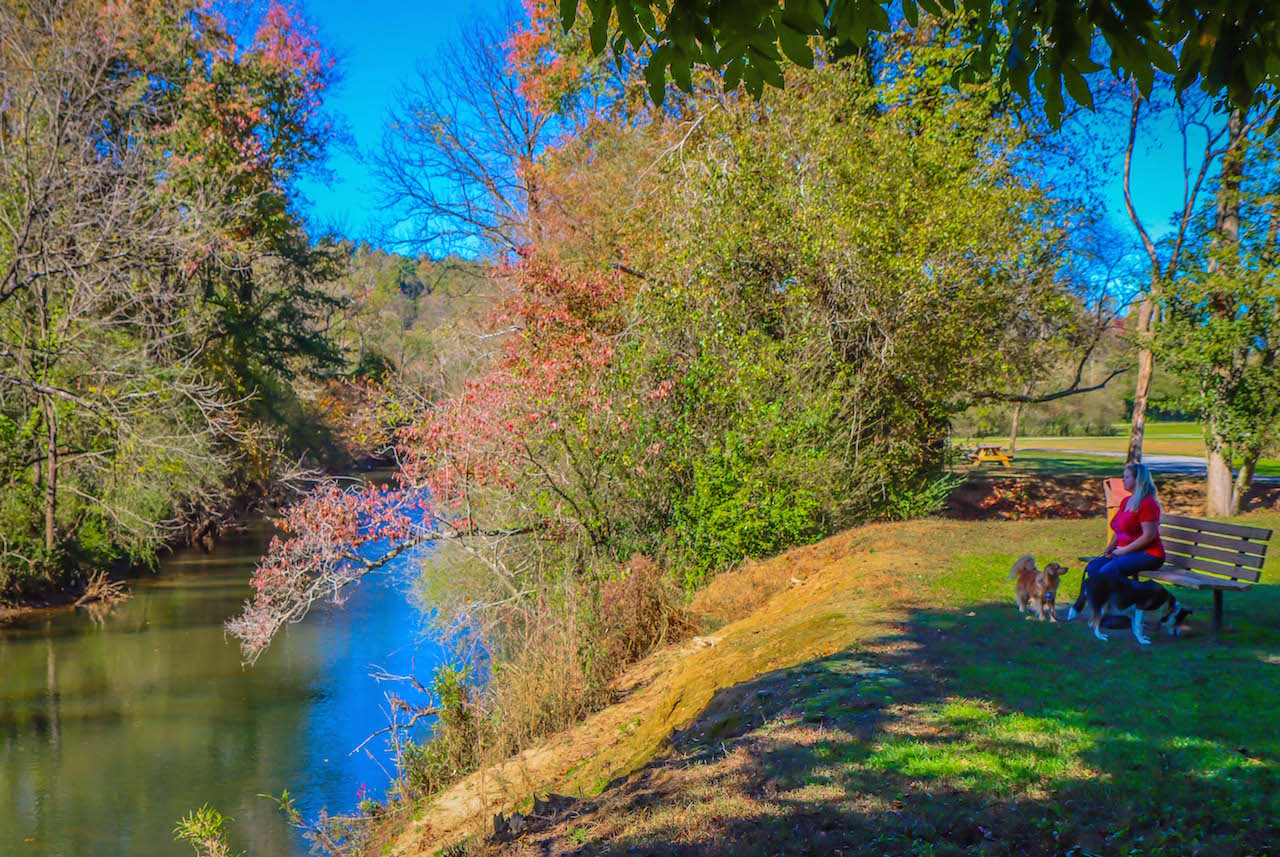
left=1137, top=420, right=1204, bottom=438
left=782, top=516, right=1280, bottom=855
left=970, top=449, right=1137, bottom=479
left=910, top=517, right=1280, bottom=854
left=502, top=515, right=1280, bottom=857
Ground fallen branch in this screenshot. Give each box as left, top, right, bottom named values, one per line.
left=74, top=570, right=131, bottom=607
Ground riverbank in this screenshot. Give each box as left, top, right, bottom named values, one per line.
left=0, top=469, right=389, bottom=624
left=384, top=511, right=1280, bottom=856
left=0, top=544, right=221, bottom=626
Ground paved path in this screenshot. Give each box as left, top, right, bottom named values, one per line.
left=1035, top=448, right=1280, bottom=484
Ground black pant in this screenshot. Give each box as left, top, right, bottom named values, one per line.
left=1072, top=551, right=1165, bottom=612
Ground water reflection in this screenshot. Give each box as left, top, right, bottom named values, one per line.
left=0, top=527, right=444, bottom=857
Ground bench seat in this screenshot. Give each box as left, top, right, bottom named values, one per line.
left=1142, top=568, right=1252, bottom=592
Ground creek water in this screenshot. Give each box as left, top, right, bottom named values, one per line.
left=0, top=525, right=444, bottom=857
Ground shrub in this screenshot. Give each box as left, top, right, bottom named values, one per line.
left=174, top=805, right=238, bottom=857
left=591, top=556, right=695, bottom=680
left=673, top=440, right=824, bottom=587
left=396, top=665, right=479, bottom=801
left=395, top=555, right=692, bottom=808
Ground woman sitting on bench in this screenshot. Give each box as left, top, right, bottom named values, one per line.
left=1068, top=462, right=1166, bottom=619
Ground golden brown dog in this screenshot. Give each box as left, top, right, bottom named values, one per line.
left=1008, top=555, right=1069, bottom=622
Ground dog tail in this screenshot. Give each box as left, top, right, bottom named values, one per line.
left=1008, top=555, right=1036, bottom=580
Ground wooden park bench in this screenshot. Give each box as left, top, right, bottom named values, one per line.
left=965, top=444, right=1013, bottom=467
left=1102, top=478, right=1273, bottom=631
left=1145, top=514, right=1272, bottom=631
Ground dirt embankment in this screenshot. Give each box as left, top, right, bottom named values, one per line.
left=387, top=527, right=910, bottom=855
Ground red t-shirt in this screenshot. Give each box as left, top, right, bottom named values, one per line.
left=1111, top=495, right=1165, bottom=560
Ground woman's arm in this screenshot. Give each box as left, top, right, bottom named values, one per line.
left=1102, top=533, right=1119, bottom=557
left=1116, top=521, right=1158, bottom=554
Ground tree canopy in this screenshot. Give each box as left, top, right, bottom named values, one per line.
left=558, top=0, right=1280, bottom=118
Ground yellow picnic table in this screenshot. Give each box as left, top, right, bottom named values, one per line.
left=966, top=443, right=1013, bottom=467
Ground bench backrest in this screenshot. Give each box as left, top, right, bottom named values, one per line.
left=1104, top=477, right=1129, bottom=533
left=1159, top=513, right=1273, bottom=583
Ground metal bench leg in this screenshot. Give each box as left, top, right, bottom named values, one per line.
left=1214, top=591, right=1223, bottom=632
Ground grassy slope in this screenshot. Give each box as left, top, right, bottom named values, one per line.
left=396, top=512, right=1280, bottom=857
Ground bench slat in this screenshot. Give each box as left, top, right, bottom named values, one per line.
left=1161, top=513, right=1273, bottom=542
left=1159, top=525, right=1270, bottom=557
left=1162, top=552, right=1262, bottom=582
left=1162, top=538, right=1267, bottom=569
left=1143, top=569, right=1253, bottom=591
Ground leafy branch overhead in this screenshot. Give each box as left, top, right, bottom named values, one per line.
left=562, top=0, right=1280, bottom=118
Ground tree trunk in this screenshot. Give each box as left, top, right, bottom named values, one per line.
left=1008, top=402, right=1022, bottom=454
left=1126, top=296, right=1157, bottom=464
left=1203, top=108, right=1246, bottom=517
left=1008, top=381, right=1033, bottom=454
left=1233, top=449, right=1260, bottom=513
left=1204, top=417, right=1237, bottom=516
left=43, top=396, right=57, bottom=556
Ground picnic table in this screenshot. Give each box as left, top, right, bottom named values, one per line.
left=966, top=444, right=1013, bottom=467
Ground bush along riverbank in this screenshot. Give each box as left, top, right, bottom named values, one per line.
left=0, top=376, right=393, bottom=619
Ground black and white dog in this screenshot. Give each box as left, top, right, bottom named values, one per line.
left=1067, top=575, right=1192, bottom=644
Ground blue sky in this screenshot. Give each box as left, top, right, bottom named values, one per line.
left=296, top=0, right=507, bottom=242
left=295, top=1, right=1213, bottom=262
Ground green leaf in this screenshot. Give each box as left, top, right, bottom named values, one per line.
left=615, top=0, right=643, bottom=47
left=645, top=52, right=667, bottom=105
left=1150, top=44, right=1177, bottom=75
left=743, top=61, right=765, bottom=97
left=866, top=2, right=890, bottom=32
left=635, top=3, right=658, bottom=38
left=723, top=56, right=745, bottom=91
left=759, top=55, right=785, bottom=89
left=1062, top=68, right=1093, bottom=110
left=589, top=6, right=610, bottom=55
left=778, top=24, right=814, bottom=68
left=560, top=0, right=578, bottom=33
left=902, top=0, right=919, bottom=28
left=671, top=48, right=694, bottom=92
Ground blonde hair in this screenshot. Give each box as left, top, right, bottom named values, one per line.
left=1125, top=462, right=1158, bottom=512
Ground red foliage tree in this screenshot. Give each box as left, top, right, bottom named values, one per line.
left=228, top=249, right=649, bottom=661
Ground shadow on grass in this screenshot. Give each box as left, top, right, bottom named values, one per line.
left=540, top=597, right=1280, bottom=857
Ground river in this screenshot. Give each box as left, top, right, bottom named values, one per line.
left=0, top=525, right=444, bottom=857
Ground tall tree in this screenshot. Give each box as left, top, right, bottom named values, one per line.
left=1115, top=82, right=1233, bottom=463
left=373, top=20, right=551, bottom=256
left=1161, top=106, right=1280, bottom=516
left=229, top=38, right=1098, bottom=660
left=0, top=0, right=338, bottom=583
